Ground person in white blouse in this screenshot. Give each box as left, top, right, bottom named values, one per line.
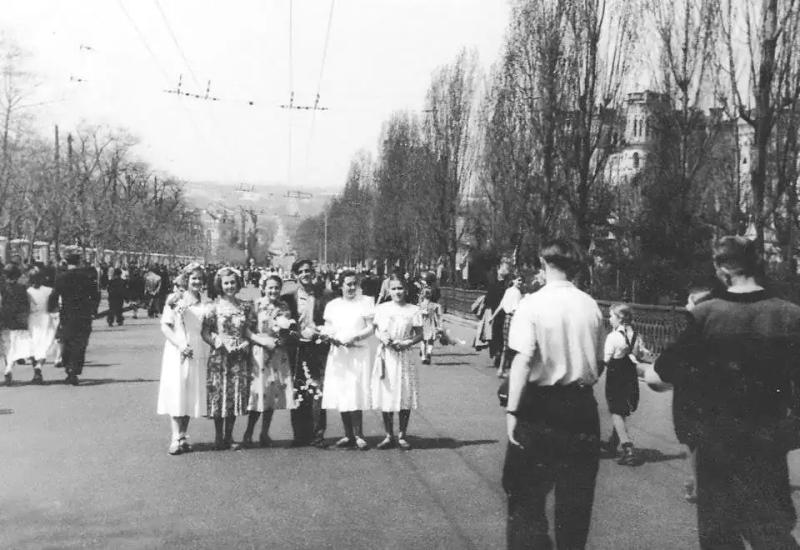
left=493, top=273, right=523, bottom=378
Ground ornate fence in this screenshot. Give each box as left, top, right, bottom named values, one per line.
left=440, top=287, right=689, bottom=355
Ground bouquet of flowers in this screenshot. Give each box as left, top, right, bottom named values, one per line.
left=271, top=315, right=298, bottom=345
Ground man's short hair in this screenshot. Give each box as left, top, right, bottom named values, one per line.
left=713, top=236, right=759, bottom=277
left=291, top=259, right=313, bottom=274
left=539, top=239, right=582, bottom=278
left=66, top=253, right=82, bottom=266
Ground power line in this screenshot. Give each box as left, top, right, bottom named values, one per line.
left=154, top=0, right=201, bottom=88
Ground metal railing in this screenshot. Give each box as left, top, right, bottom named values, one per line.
left=440, top=287, right=689, bottom=355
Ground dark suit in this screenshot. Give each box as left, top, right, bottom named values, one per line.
left=50, top=267, right=98, bottom=376
left=283, top=286, right=331, bottom=444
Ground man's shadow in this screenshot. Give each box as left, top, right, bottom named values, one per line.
left=601, top=447, right=686, bottom=466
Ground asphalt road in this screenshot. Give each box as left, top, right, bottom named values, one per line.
left=2, top=296, right=800, bottom=549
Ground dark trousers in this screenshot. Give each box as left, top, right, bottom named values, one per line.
left=290, top=341, right=328, bottom=443
left=696, top=438, right=799, bottom=549
left=107, top=298, right=124, bottom=325
left=502, top=384, right=600, bottom=550
left=61, top=318, right=92, bottom=376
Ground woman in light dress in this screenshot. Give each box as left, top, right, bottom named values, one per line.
left=321, top=270, right=376, bottom=450
left=242, top=274, right=296, bottom=447
left=27, top=267, right=58, bottom=384
left=157, top=264, right=210, bottom=455
left=372, top=273, right=423, bottom=450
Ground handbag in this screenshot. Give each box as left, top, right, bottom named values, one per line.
left=497, top=377, right=509, bottom=407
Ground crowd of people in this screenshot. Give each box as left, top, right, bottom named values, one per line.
left=155, top=259, right=447, bottom=456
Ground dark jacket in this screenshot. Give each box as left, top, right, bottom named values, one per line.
left=1, top=282, right=30, bottom=330
left=49, top=268, right=98, bottom=320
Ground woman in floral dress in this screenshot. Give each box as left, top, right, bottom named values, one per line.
left=242, top=274, right=296, bottom=447
left=157, top=264, right=210, bottom=455
left=201, top=267, right=273, bottom=450
left=372, top=273, right=423, bottom=450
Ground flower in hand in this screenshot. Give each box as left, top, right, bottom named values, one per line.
left=180, top=346, right=194, bottom=360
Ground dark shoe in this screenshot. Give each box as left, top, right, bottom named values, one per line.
left=617, top=444, right=637, bottom=466
left=334, top=436, right=355, bottom=449
left=15, top=358, right=25, bottom=365
left=66, top=374, right=79, bottom=386
left=3, top=373, right=12, bottom=386
left=310, top=437, right=328, bottom=449
left=397, top=437, right=412, bottom=451
left=31, top=369, right=44, bottom=385
left=290, top=439, right=310, bottom=448
left=376, top=436, right=396, bottom=450
left=421, top=358, right=430, bottom=365
left=600, top=439, right=619, bottom=458
left=179, top=437, right=193, bottom=453
left=258, top=434, right=273, bottom=448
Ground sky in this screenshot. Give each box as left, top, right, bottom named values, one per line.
left=1, top=0, right=511, bottom=191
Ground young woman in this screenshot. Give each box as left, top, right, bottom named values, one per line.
left=202, top=267, right=273, bottom=450
left=494, top=273, right=524, bottom=378
left=372, top=273, right=423, bottom=450
left=157, top=264, right=210, bottom=455
left=243, top=274, right=296, bottom=447
left=321, top=270, right=376, bottom=450
left=27, top=266, right=57, bottom=384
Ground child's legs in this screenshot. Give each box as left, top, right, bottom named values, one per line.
left=611, top=413, right=631, bottom=445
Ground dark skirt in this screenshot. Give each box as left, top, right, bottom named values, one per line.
left=605, top=356, right=639, bottom=417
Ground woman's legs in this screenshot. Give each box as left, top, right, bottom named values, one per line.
left=213, top=417, right=224, bottom=448
left=243, top=411, right=260, bottom=444
left=398, top=410, right=412, bottom=450
left=259, top=410, right=274, bottom=444
left=169, top=416, right=182, bottom=454
left=612, top=413, right=630, bottom=445
left=382, top=412, right=394, bottom=437
left=340, top=412, right=354, bottom=440
left=223, top=417, right=236, bottom=445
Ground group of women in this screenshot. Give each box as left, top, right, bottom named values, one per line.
left=156, top=264, right=424, bottom=454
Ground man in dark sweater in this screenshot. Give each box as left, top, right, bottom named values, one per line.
left=654, top=236, right=800, bottom=549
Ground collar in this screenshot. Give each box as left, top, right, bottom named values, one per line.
left=719, top=289, right=771, bottom=303
left=543, top=280, right=575, bottom=289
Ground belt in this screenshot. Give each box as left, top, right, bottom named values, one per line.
left=526, top=381, right=593, bottom=392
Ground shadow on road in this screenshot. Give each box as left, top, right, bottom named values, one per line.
left=433, top=361, right=470, bottom=366
left=406, top=436, right=498, bottom=450
left=77, top=378, right=158, bottom=386
left=82, top=363, right=116, bottom=368
left=436, top=352, right=476, bottom=357
left=601, top=447, right=685, bottom=466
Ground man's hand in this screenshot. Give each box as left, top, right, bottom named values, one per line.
left=507, top=413, right=523, bottom=449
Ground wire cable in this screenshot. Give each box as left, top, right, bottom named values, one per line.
left=303, top=0, right=335, bottom=184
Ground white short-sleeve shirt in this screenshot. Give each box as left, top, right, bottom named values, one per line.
left=508, top=280, right=604, bottom=386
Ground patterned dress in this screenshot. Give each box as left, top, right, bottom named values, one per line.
left=248, top=297, right=296, bottom=412
left=372, top=301, right=422, bottom=411
left=203, top=298, right=256, bottom=418
left=418, top=299, right=441, bottom=342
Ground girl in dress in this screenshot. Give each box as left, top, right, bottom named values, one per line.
left=321, top=270, right=376, bottom=450
left=242, top=274, right=296, bottom=447
left=417, top=286, right=441, bottom=365
left=202, top=267, right=273, bottom=450
left=372, top=273, right=423, bottom=450
left=601, top=303, right=650, bottom=466
left=157, top=264, right=210, bottom=455
left=27, top=266, right=57, bottom=384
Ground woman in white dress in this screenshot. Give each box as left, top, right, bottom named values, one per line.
left=321, top=270, right=376, bottom=450
left=372, top=273, right=423, bottom=450
left=157, top=264, right=210, bottom=455
left=27, top=267, right=58, bottom=384
left=242, top=274, right=296, bottom=447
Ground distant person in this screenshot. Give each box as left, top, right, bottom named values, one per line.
left=1, top=264, right=31, bottom=385
left=145, top=266, right=162, bottom=318
left=27, top=266, right=58, bottom=385
left=49, top=254, right=98, bottom=385
left=106, top=268, right=126, bottom=327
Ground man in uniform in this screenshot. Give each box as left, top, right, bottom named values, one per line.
left=282, top=259, right=331, bottom=448
left=49, top=254, right=99, bottom=385
left=503, top=239, right=604, bottom=549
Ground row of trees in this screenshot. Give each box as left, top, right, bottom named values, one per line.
left=0, top=41, right=205, bottom=263
left=298, top=0, right=800, bottom=302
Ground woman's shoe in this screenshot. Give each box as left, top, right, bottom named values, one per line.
left=354, top=437, right=369, bottom=451
left=168, top=440, right=182, bottom=455
left=334, top=437, right=355, bottom=449
left=376, top=436, right=396, bottom=450
left=179, top=437, right=193, bottom=453
left=258, top=434, right=273, bottom=448
left=617, top=444, right=637, bottom=466
left=397, top=437, right=412, bottom=451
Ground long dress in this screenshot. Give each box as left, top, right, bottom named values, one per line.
left=203, top=298, right=255, bottom=418
left=157, top=292, right=210, bottom=418
left=372, top=301, right=422, bottom=411
left=248, top=297, right=296, bottom=412
left=321, top=296, right=375, bottom=412
left=27, top=285, right=57, bottom=362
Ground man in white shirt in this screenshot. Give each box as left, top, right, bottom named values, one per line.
left=503, top=239, right=604, bottom=550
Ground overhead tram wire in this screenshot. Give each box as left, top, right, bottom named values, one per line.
left=151, top=0, right=246, bottom=183
left=303, top=0, right=336, bottom=183
left=287, top=0, right=295, bottom=189
left=115, top=0, right=216, bottom=164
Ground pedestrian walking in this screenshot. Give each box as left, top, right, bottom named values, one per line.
left=242, top=274, right=295, bottom=447
left=26, top=266, right=58, bottom=384
left=485, top=267, right=507, bottom=371
left=1, top=264, right=31, bottom=386
left=157, top=263, right=210, bottom=455
left=49, top=253, right=98, bottom=385
left=321, top=270, right=376, bottom=450
left=494, top=272, right=524, bottom=378
left=106, top=268, right=126, bottom=327
left=144, top=266, right=162, bottom=318
left=201, top=267, right=270, bottom=450
left=652, top=236, right=800, bottom=549
left=600, top=303, right=650, bottom=466
left=417, top=286, right=441, bottom=365
left=372, top=273, right=423, bottom=450
left=503, top=239, right=604, bottom=550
